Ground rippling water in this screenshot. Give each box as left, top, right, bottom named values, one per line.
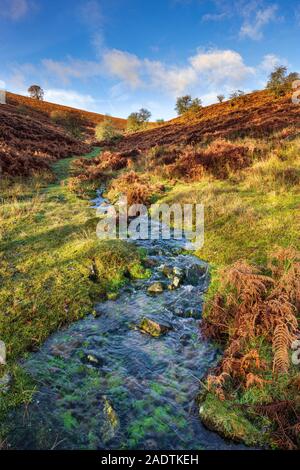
left=7, top=194, right=247, bottom=450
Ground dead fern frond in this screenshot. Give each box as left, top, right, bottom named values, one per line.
left=273, top=322, right=295, bottom=373
left=245, top=373, right=269, bottom=389
left=224, top=261, right=274, bottom=305
left=207, top=372, right=230, bottom=401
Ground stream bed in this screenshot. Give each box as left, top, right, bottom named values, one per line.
left=6, top=193, right=247, bottom=450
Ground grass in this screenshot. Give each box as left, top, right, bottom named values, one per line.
left=155, top=138, right=300, bottom=447
left=0, top=147, right=148, bottom=440
left=198, top=392, right=270, bottom=447
left=158, top=138, right=300, bottom=283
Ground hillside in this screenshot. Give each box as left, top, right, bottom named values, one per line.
left=113, top=90, right=300, bottom=154
left=0, top=98, right=89, bottom=176
left=0, top=92, right=127, bottom=177
left=6, top=92, right=127, bottom=131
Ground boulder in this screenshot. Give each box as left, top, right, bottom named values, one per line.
left=101, top=397, right=120, bottom=444
left=139, top=317, right=172, bottom=337
left=86, top=354, right=100, bottom=365
left=168, top=276, right=182, bottom=290
left=147, top=282, right=164, bottom=294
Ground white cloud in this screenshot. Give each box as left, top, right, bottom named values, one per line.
left=6, top=44, right=288, bottom=118
left=240, top=4, right=278, bottom=40
left=260, top=54, right=287, bottom=73
left=10, top=47, right=257, bottom=101
left=43, top=58, right=102, bottom=84
left=190, top=49, right=254, bottom=86
left=44, top=89, right=97, bottom=110
left=144, top=60, right=197, bottom=96
left=201, top=1, right=280, bottom=41
left=0, top=0, right=29, bottom=20
left=101, top=48, right=254, bottom=96
left=102, top=49, right=143, bottom=88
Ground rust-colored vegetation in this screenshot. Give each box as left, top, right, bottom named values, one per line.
left=155, top=140, right=252, bottom=180
left=0, top=99, right=90, bottom=176
left=202, top=248, right=300, bottom=449
left=6, top=92, right=126, bottom=132
left=111, top=90, right=300, bottom=154
left=106, top=171, right=165, bottom=206
left=0, top=92, right=127, bottom=177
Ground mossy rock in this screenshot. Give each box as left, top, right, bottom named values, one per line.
left=147, top=282, right=165, bottom=294
left=199, top=392, right=270, bottom=448
left=139, top=317, right=173, bottom=337
left=101, top=397, right=120, bottom=444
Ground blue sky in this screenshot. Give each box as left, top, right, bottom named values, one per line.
left=0, top=0, right=299, bottom=119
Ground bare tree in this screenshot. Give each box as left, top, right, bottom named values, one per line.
left=28, top=85, right=44, bottom=100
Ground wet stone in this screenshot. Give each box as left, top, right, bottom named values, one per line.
left=168, top=275, right=182, bottom=290
left=101, top=396, right=120, bottom=444
left=86, top=354, right=101, bottom=365
left=144, top=258, right=159, bottom=268
left=50, top=339, right=82, bottom=359
left=185, top=264, right=207, bottom=286
left=139, top=317, right=173, bottom=337
left=173, top=266, right=184, bottom=278
left=173, top=276, right=182, bottom=288
left=175, top=307, right=201, bottom=319
left=147, top=282, right=164, bottom=294
left=161, top=264, right=174, bottom=278
left=180, top=333, right=193, bottom=346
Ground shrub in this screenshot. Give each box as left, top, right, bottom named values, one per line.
left=175, top=95, right=202, bottom=115
left=95, top=118, right=123, bottom=144
left=50, top=110, right=85, bottom=139
left=70, top=151, right=129, bottom=184
left=127, top=108, right=152, bottom=132
left=15, top=104, right=30, bottom=115
left=267, top=66, right=300, bottom=97
left=160, top=141, right=251, bottom=181
left=106, top=171, right=164, bottom=206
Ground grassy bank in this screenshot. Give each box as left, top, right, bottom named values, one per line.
left=157, top=139, right=300, bottom=448
left=0, top=148, right=148, bottom=444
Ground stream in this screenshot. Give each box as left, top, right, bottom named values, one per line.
left=6, top=192, right=247, bottom=450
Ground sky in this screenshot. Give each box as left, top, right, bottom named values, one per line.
left=0, top=0, right=300, bottom=119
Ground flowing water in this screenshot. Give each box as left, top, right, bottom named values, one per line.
left=6, top=193, right=246, bottom=450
